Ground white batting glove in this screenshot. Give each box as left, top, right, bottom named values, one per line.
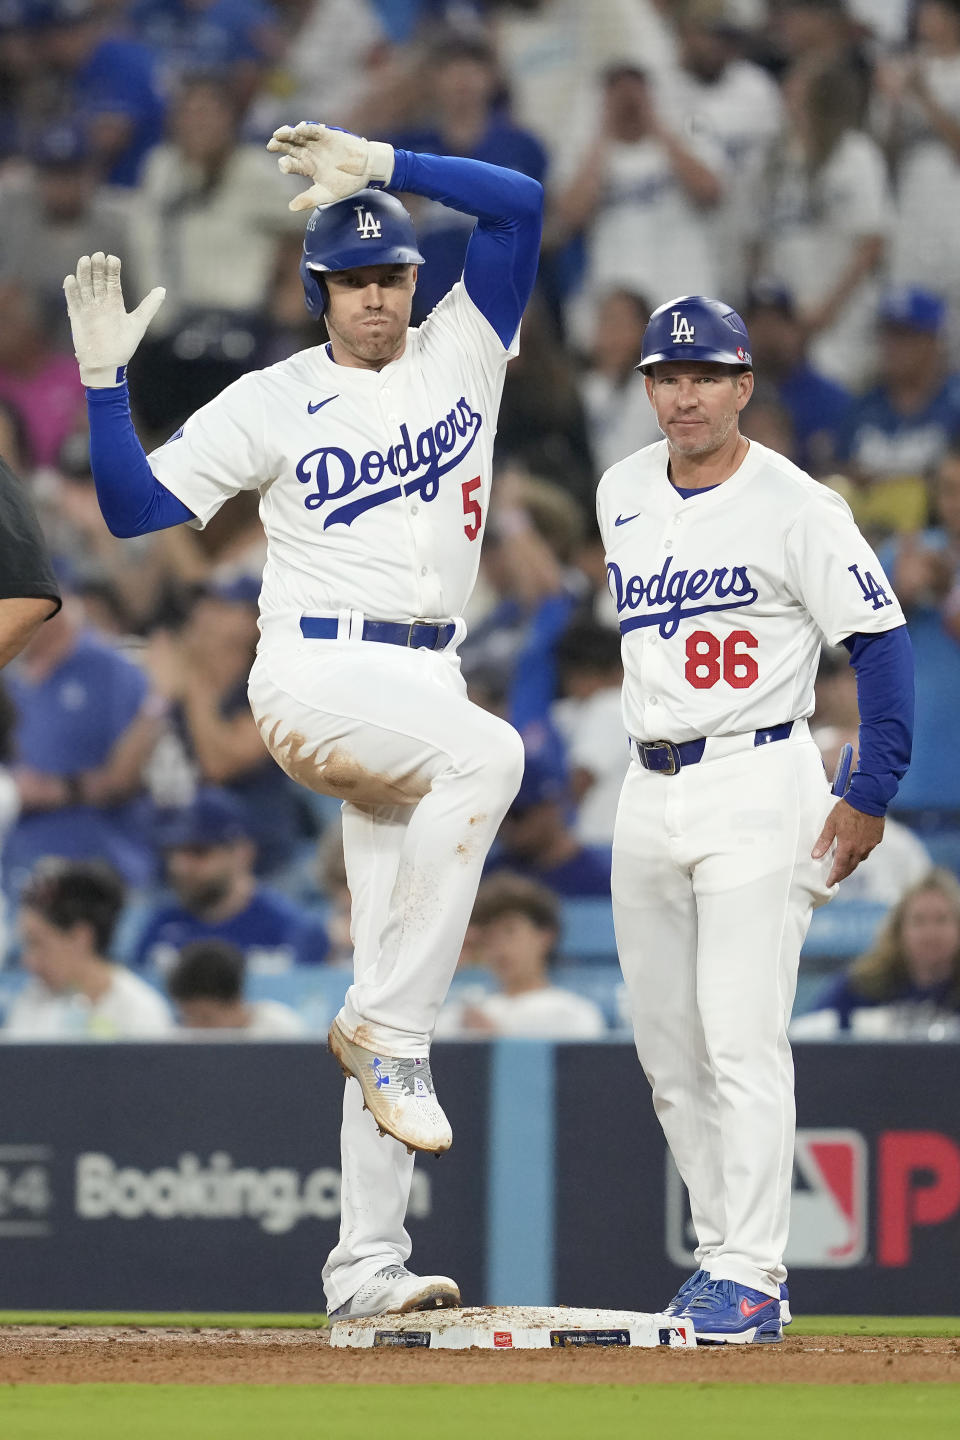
left=266, top=121, right=395, bottom=212
left=63, top=252, right=166, bottom=388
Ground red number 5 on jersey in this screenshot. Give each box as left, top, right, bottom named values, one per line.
left=685, top=629, right=759, bottom=689
left=462, top=477, right=482, bottom=540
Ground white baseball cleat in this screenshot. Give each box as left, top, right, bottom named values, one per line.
left=328, top=1019, right=453, bottom=1155
left=329, top=1265, right=461, bottom=1319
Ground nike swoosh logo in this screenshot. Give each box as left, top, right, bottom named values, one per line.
left=614, top=512, right=642, bottom=527
left=307, top=395, right=338, bottom=414
left=739, top=1297, right=773, bottom=1318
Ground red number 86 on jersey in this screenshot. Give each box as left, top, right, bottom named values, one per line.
left=685, top=629, right=758, bottom=689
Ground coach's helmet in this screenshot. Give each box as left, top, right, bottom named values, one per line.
left=300, top=188, right=426, bottom=319
left=638, top=295, right=752, bottom=372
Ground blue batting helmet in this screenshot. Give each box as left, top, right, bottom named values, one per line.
left=638, top=294, right=752, bottom=371
left=300, top=188, right=425, bottom=319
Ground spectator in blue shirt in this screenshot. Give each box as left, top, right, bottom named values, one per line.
left=741, top=280, right=852, bottom=476
left=39, top=0, right=166, bottom=186
left=485, top=747, right=612, bottom=899
left=835, top=286, right=960, bottom=534
left=461, top=470, right=584, bottom=731
left=132, top=0, right=283, bottom=109
left=804, top=869, right=960, bottom=1033
left=5, top=594, right=163, bottom=896
left=879, top=444, right=960, bottom=809
left=132, top=788, right=328, bottom=974
left=0, top=0, right=42, bottom=162
left=391, top=31, right=547, bottom=320
left=144, top=576, right=310, bottom=873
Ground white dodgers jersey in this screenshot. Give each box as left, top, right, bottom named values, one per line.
left=596, top=439, right=905, bottom=744
left=147, top=281, right=519, bottom=626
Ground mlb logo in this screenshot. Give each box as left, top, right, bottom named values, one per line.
left=665, top=1128, right=867, bottom=1268
left=789, top=1129, right=867, bottom=1266
left=494, top=1332, right=513, bottom=1348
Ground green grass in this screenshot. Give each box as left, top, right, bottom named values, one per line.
left=0, top=1385, right=957, bottom=1440
left=1, top=1312, right=958, bottom=1337
left=791, top=1316, right=960, bottom=1338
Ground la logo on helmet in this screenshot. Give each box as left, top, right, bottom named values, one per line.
left=671, top=312, right=695, bottom=343
left=354, top=207, right=382, bottom=239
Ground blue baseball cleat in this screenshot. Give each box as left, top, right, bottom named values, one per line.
left=678, top=1279, right=783, bottom=1344
left=662, top=1269, right=709, bottom=1316
left=780, top=1282, right=792, bottom=1326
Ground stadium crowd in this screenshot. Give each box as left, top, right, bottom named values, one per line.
left=1, top=0, right=960, bottom=1041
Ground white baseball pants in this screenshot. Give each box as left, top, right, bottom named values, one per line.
left=611, top=722, right=835, bottom=1298
left=247, top=627, right=524, bottom=1309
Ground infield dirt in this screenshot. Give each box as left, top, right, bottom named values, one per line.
left=0, top=1326, right=957, bottom=1385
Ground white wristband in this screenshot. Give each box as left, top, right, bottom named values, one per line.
left=367, top=141, right=395, bottom=187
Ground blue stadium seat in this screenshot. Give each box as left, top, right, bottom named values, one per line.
left=922, top=829, right=960, bottom=874
left=232, top=966, right=348, bottom=1032
left=559, top=895, right=889, bottom=969
left=890, top=811, right=960, bottom=877
left=559, top=897, right=618, bottom=963
left=801, top=900, right=888, bottom=962
left=893, top=611, right=960, bottom=810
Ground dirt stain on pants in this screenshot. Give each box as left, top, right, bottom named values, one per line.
left=261, top=720, right=431, bottom=807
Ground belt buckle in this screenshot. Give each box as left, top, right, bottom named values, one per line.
left=645, top=740, right=679, bottom=776
left=407, top=619, right=445, bottom=650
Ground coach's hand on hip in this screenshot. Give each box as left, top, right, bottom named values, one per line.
left=812, top=801, right=884, bottom=887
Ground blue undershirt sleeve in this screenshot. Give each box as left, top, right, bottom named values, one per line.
left=840, top=626, right=914, bottom=817
left=389, top=149, right=543, bottom=349
left=508, top=590, right=579, bottom=734
left=86, top=384, right=195, bottom=536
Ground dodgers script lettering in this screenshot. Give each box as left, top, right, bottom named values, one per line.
left=296, top=397, right=483, bottom=528
left=607, top=556, right=759, bottom=638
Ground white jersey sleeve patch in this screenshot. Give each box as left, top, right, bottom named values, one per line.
left=784, top=485, right=905, bottom=645
left=147, top=373, right=271, bottom=529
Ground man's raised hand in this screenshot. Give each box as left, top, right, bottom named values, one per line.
left=267, top=122, right=394, bottom=211
left=63, top=253, right=165, bottom=388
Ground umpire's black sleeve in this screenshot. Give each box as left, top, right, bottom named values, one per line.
left=0, top=456, right=61, bottom=613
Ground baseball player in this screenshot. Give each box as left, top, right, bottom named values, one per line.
left=598, top=295, right=913, bottom=1342
left=63, top=122, right=543, bottom=1319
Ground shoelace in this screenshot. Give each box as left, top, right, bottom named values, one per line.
left=351, top=1264, right=410, bottom=1302
left=673, top=1269, right=708, bottom=1303
left=684, top=1280, right=771, bottom=1313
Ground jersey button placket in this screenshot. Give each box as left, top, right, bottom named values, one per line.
left=381, top=381, right=400, bottom=427
left=642, top=611, right=667, bottom=729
